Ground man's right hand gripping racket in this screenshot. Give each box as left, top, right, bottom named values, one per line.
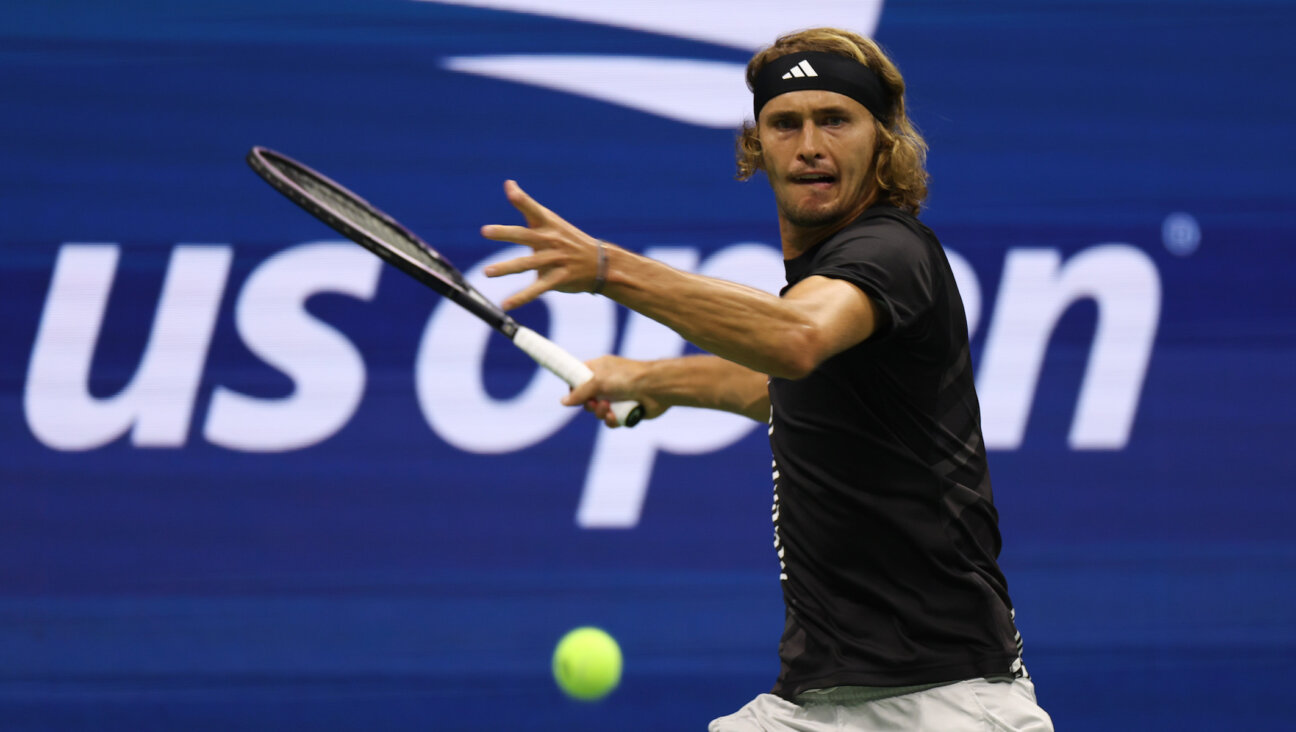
left=246, top=146, right=644, bottom=427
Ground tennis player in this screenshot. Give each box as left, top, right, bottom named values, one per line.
left=482, top=27, right=1053, bottom=732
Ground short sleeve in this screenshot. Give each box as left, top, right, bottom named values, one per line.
left=808, top=222, right=936, bottom=339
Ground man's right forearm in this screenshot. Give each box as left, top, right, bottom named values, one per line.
left=638, top=355, right=770, bottom=423
left=602, top=245, right=823, bottom=379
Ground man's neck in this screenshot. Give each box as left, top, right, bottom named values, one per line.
left=778, top=191, right=880, bottom=259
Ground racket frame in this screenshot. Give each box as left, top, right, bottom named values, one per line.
left=245, top=146, right=643, bottom=427
left=247, top=146, right=518, bottom=338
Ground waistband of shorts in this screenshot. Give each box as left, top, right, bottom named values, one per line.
left=794, top=675, right=1013, bottom=705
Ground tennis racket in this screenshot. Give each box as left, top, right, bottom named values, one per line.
left=246, top=146, right=643, bottom=428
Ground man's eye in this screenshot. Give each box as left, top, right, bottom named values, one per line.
left=823, top=116, right=847, bottom=126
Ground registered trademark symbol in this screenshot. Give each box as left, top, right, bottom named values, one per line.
left=1162, top=212, right=1201, bottom=256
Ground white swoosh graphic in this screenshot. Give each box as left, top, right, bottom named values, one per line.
left=443, top=55, right=750, bottom=128
left=428, top=0, right=886, bottom=128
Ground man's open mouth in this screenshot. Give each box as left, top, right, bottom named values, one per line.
left=792, top=173, right=837, bottom=185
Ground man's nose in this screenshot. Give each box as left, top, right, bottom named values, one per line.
left=796, top=124, right=824, bottom=161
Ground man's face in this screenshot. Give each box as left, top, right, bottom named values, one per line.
left=757, top=90, right=879, bottom=231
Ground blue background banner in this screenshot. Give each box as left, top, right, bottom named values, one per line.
left=3, top=1, right=1294, bottom=729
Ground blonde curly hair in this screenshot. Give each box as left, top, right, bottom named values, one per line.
left=737, top=28, right=929, bottom=215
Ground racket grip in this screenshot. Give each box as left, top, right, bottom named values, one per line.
left=511, top=326, right=644, bottom=428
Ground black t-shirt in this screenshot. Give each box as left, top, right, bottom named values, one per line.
left=767, top=205, right=1023, bottom=699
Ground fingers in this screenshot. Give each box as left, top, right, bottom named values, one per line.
left=504, top=180, right=553, bottom=227
left=480, top=181, right=561, bottom=245
left=587, top=399, right=621, bottom=429
left=561, top=372, right=622, bottom=427
left=485, top=179, right=592, bottom=309
left=480, top=223, right=543, bottom=246
left=499, top=272, right=562, bottom=310
left=563, top=377, right=602, bottom=408
left=483, top=250, right=561, bottom=278
left=483, top=254, right=539, bottom=278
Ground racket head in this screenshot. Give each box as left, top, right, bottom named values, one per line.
left=246, top=146, right=513, bottom=334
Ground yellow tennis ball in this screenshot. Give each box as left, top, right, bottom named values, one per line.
left=552, top=626, right=622, bottom=701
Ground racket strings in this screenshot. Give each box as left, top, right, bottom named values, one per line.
left=278, top=162, right=462, bottom=284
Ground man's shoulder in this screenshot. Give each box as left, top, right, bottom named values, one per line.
left=819, top=206, right=938, bottom=266
left=834, top=205, right=932, bottom=245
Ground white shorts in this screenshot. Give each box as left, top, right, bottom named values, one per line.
left=709, top=677, right=1054, bottom=731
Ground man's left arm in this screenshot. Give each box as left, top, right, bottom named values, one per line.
left=481, top=181, right=880, bottom=379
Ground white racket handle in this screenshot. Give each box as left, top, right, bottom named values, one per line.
left=512, top=326, right=644, bottom=427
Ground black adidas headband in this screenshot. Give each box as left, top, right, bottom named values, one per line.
left=751, top=51, right=891, bottom=123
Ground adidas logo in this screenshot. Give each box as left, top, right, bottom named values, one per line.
left=782, top=60, right=818, bottom=79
